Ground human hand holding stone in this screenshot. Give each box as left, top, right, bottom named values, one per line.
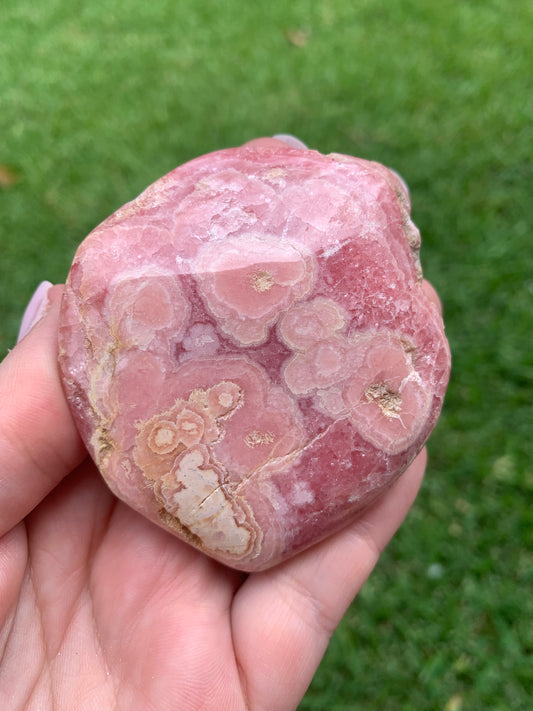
left=0, top=283, right=430, bottom=711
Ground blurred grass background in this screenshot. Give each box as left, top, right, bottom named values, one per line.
left=1, top=0, right=532, bottom=708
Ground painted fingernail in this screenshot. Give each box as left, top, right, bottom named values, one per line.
left=272, top=134, right=308, bottom=149
left=17, top=281, right=54, bottom=343
left=388, top=167, right=410, bottom=198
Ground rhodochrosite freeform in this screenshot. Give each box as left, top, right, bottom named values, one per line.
left=58, top=139, right=450, bottom=571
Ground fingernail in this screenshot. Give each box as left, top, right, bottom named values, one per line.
left=272, top=134, right=308, bottom=149
left=17, top=281, right=54, bottom=343
left=388, top=168, right=410, bottom=199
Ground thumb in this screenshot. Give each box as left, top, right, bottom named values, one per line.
left=0, top=285, right=86, bottom=535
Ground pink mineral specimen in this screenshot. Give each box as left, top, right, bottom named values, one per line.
left=58, top=138, right=450, bottom=572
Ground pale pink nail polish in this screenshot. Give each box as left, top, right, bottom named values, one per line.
left=17, top=281, right=54, bottom=343
left=272, top=134, right=308, bottom=149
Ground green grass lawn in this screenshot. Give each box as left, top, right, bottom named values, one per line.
left=1, top=0, right=532, bottom=708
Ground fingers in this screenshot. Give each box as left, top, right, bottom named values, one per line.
left=0, top=286, right=86, bottom=536
left=272, top=134, right=308, bottom=149
left=232, top=449, right=427, bottom=711
left=242, top=136, right=308, bottom=152
left=422, top=279, right=443, bottom=316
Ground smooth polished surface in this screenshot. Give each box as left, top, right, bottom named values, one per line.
left=58, top=139, right=450, bottom=571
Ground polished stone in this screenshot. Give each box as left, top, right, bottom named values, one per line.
left=58, top=139, right=450, bottom=571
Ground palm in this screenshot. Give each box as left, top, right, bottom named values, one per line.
left=5, top=459, right=255, bottom=709
left=1, top=288, right=429, bottom=710
left=2, top=454, right=425, bottom=711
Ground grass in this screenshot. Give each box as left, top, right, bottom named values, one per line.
left=1, top=0, right=532, bottom=708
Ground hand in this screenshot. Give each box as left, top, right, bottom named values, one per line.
left=0, top=285, right=428, bottom=711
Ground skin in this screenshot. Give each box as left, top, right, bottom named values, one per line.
left=1, top=137, right=443, bottom=707
left=0, top=286, right=440, bottom=711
